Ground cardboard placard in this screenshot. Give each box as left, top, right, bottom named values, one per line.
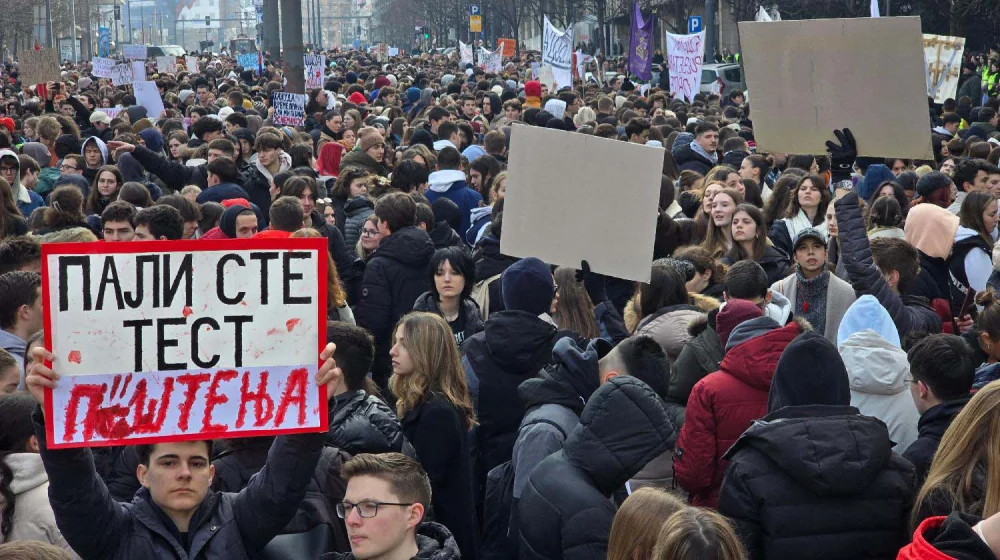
left=497, top=38, right=516, bottom=58
left=156, top=55, right=177, bottom=73
left=186, top=57, right=200, bottom=75
left=500, top=126, right=662, bottom=282
left=304, top=54, right=326, bottom=89
left=91, top=57, right=116, bottom=79
left=131, top=60, right=146, bottom=81
left=123, top=44, right=147, bottom=60
left=739, top=17, right=933, bottom=159
left=272, top=92, right=307, bottom=126
left=133, top=80, right=165, bottom=119
left=924, top=34, right=966, bottom=104
left=41, top=238, right=328, bottom=448
left=18, top=48, right=62, bottom=86
left=99, top=107, right=121, bottom=120
left=110, top=63, right=134, bottom=86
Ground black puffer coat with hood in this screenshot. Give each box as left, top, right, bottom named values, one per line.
left=718, top=331, right=916, bottom=560
left=321, top=522, right=460, bottom=560
left=517, top=377, right=675, bottom=560
left=326, top=389, right=415, bottom=457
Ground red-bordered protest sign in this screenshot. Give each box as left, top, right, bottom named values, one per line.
left=41, top=238, right=328, bottom=449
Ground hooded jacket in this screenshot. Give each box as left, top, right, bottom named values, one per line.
left=674, top=318, right=803, bottom=507
left=518, top=377, right=675, bottom=560
left=413, top=292, right=485, bottom=345
left=897, top=512, right=996, bottom=560
left=949, top=226, right=993, bottom=314
left=1, top=149, right=43, bottom=217
left=717, top=332, right=915, bottom=560
left=838, top=295, right=919, bottom=454
left=243, top=150, right=293, bottom=223
left=321, top=522, right=461, bottom=560
left=633, top=303, right=707, bottom=360
left=35, top=407, right=328, bottom=560
left=673, top=140, right=715, bottom=175
left=80, top=136, right=109, bottom=183
left=903, top=395, right=971, bottom=484
left=426, top=169, right=483, bottom=239
left=835, top=192, right=942, bottom=336
left=342, top=196, right=375, bottom=253
left=339, top=149, right=388, bottom=177
left=3, top=452, right=79, bottom=557
left=355, top=226, right=435, bottom=386
left=327, top=389, right=415, bottom=456
left=429, top=221, right=465, bottom=250
left=667, top=309, right=724, bottom=427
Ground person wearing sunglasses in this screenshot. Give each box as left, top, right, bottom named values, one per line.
left=326, top=452, right=460, bottom=560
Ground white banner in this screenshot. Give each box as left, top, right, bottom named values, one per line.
left=480, top=47, right=502, bottom=73
left=156, top=56, right=176, bottom=73
left=91, top=57, right=115, bottom=78
left=123, top=44, right=147, bottom=60
left=131, top=61, right=146, bottom=81
left=304, top=54, right=326, bottom=89
left=460, top=41, right=474, bottom=65
left=134, top=80, right=165, bottom=119
left=924, top=34, right=966, bottom=104
left=186, top=57, right=199, bottom=75
left=666, top=30, right=706, bottom=104
left=542, top=16, right=574, bottom=90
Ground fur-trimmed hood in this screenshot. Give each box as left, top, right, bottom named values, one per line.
left=624, top=292, right=720, bottom=333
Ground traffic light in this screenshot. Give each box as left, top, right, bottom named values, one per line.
left=424, top=32, right=429, bottom=39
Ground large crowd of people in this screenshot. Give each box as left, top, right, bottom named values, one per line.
left=3, top=41, right=1000, bottom=559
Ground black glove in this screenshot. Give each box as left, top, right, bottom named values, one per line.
left=825, top=128, right=857, bottom=183
left=575, top=260, right=608, bottom=305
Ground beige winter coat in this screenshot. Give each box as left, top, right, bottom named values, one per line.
left=2, top=453, right=80, bottom=558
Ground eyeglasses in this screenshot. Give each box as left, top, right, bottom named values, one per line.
left=362, top=229, right=379, bottom=237
left=336, top=500, right=413, bottom=519
left=59, top=164, right=78, bottom=172
left=0, top=166, right=15, bottom=174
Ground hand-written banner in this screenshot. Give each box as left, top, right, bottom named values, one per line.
left=156, top=56, right=177, bottom=73
left=304, top=54, right=325, bottom=88
left=19, top=48, right=62, bottom=86
left=133, top=80, right=165, bottom=119
left=542, top=16, right=574, bottom=90
left=91, top=57, right=116, bottom=79
left=666, top=31, right=705, bottom=104
left=110, top=63, right=134, bottom=86
left=186, top=57, right=200, bottom=75
left=41, top=239, right=328, bottom=448
left=237, top=52, right=259, bottom=70
left=272, top=92, right=308, bottom=126
left=480, top=47, right=503, bottom=73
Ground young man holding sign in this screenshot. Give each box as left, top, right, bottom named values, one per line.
left=23, top=342, right=342, bottom=559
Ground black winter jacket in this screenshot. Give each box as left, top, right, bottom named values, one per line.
left=430, top=221, right=466, bottom=249
left=356, top=226, right=435, bottom=387
left=673, top=142, right=715, bottom=175
left=327, top=389, right=414, bottom=456
left=718, top=405, right=916, bottom=560
left=34, top=407, right=327, bottom=560
left=402, top=393, right=478, bottom=560
left=903, top=396, right=971, bottom=485
left=907, top=251, right=951, bottom=303
left=518, top=377, right=675, bottom=560
left=666, top=309, right=723, bottom=427
left=835, top=192, right=941, bottom=336
left=321, top=522, right=461, bottom=560
left=413, top=292, right=485, bottom=346
left=106, top=446, right=142, bottom=502
left=342, top=196, right=375, bottom=253
left=131, top=145, right=246, bottom=193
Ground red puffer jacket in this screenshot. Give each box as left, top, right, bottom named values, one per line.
left=673, top=319, right=802, bottom=507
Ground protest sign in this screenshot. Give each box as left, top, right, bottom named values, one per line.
left=110, top=63, right=134, bottom=86
left=388, top=47, right=399, bottom=57
left=530, top=62, right=540, bottom=80
left=628, top=1, right=654, bottom=80
left=304, top=54, right=326, bottom=88
left=480, top=47, right=503, bottom=73
left=91, top=57, right=116, bottom=79
left=41, top=238, right=328, bottom=448
left=131, top=61, right=146, bottom=81
left=186, top=57, right=200, bottom=75
left=665, top=31, right=705, bottom=103
left=237, top=52, right=259, bottom=70
left=123, top=44, right=147, bottom=60
left=739, top=17, right=933, bottom=159
left=538, top=65, right=556, bottom=91
left=18, top=48, right=61, bottom=86
left=542, top=16, right=574, bottom=90
left=156, top=55, right=177, bottom=73
left=460, top=41, right=474, bottom=66
left=133, top=80, right=165, bottom=118
left=98, top=107, right=121, bottom=120
left=924, top=34, right=965, bottom=104
left=501, top=126, right=661, bottom=283
left=272, top=92, right=308, bottom=126
left=497, top=38, right=516, bottom=58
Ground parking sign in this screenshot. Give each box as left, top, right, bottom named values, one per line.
left=469, top=5, right=480, bottom=15
left=688, top=16, right=702, bottom=34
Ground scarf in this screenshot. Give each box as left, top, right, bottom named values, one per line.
left=690, top=140, right=718, bottom=165
left=783, top=209, right=829, bottom=242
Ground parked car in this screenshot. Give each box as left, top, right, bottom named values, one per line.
left=700, top=63, right=745, bottom=95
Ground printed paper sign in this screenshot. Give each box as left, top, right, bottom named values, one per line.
left=156, top=55, right=177, bottom=73
left=186, top=57, right=200, bottom=75
left=542, top=16, right=574, bottom=90
left=666, top=31, right=705, bottom=103
left=18, top=48, right=62, bottom=85
left=41, top=239, right=328, bottom=448
left=131, top=61, right=146, bottom=81
left=924, top=34, right=966, bottom=104
left=110, top=63, right=134, bottom=86
left=502, top=126, right=662, bottom=283
left=272, top=92, right=308, bottom=126
left=133, top=80, right=165, bottom=118
left=304, top=54, right=325, bottom=89
left=91, top=57, right=115, bottom=79
left=123, top=44, right=147, bottom=60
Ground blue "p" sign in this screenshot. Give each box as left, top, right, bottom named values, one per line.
left=469, top=5, right=480, bottom=15
left=688, top=16, right=702, bottom=34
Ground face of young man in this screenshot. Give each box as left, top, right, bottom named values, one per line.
left=505, top=106, right=520, bottom=121
left=137, top=442, right=214, bottom=528
left=462, top=99, right=476, bottom=119
left=84, top=143, right=103, bottom=168
left=342, top=475, right=421, bottom=559
left=235, top=213, right=258, bottom=238
left=103, top=220, right=135, bottom=242
left=696, top=130, right=718, bottom=153
left=133, top=224, right=160, bottom=241
left=794, top=238, right=828, bottom=278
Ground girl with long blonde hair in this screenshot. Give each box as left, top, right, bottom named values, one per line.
left=701, top=187, right=744, bottom=259
left=912, top=380, right=1000, bottom=529
left=389, top=312, right=478, bottom=559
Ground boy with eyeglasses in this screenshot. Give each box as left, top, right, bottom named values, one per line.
left=324, top=453, right=459, bottom=560
left=0, top=149, right=42, bottom=217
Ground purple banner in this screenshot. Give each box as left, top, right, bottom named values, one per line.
left=628, top=1, right=653, bottom=81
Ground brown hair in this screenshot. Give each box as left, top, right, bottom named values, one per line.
left=389, top=312, right=476, bottom=429
left=341, top=452, right=432, bottom=513
left=552, top=267, right=600, bottom=339
left=652, top=507, right=746, bottom=560
left=0, top=541, right=73, bottom=560
left=44, top=185, right=86, bottom=228
left=607, top=487, right=686, bottom=560
left=701, top=187, right=744, bottom=258
left=291, top=228, right=346, bottom=308
left=958, top=190, right=997, bottom=248
left=85, top=165, right=124, bottom=214
left=784, top=173, right=831, bottom=225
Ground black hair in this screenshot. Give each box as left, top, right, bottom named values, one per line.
left=0, top=394, right=37, bottom=540
left=0, top=236, right=41, bottom=276
left=906, top=333, right=974, bottom=400
left=613, top=335, right=670, bottom=401
left=436, top=147, right=461, bottom=170
left=390, top=160, right=429, bottom=193
left=134, top=205, right=184, bottom=240
left=326, top=321, right=376, bottom=392
left=414, top=202, right=434, bottom=229
left=190, top=116, right=223, bottom=139
left=866, top=195, right=903, bottom=230
left=199, top=201, right=225, bottom=233
left=427, top=106, right=449, bottom=123
left=724, top=260, right=769, bottom=300
left=870, top=238, right=920, bottom=293
left=155, top=194, right=201, bottom=223
left=101, top=200, right=137, bottom=227
left=638, top=264, right=688, bottom=318
left=0, top=271, right=41, bottom=329
left=135, top=440, right=214, bottom=466
left=428, top=247, right=475, bottom=301
left=953, top=157, right=990, bottom=192
left=206, top=156, right=240, bottom=183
